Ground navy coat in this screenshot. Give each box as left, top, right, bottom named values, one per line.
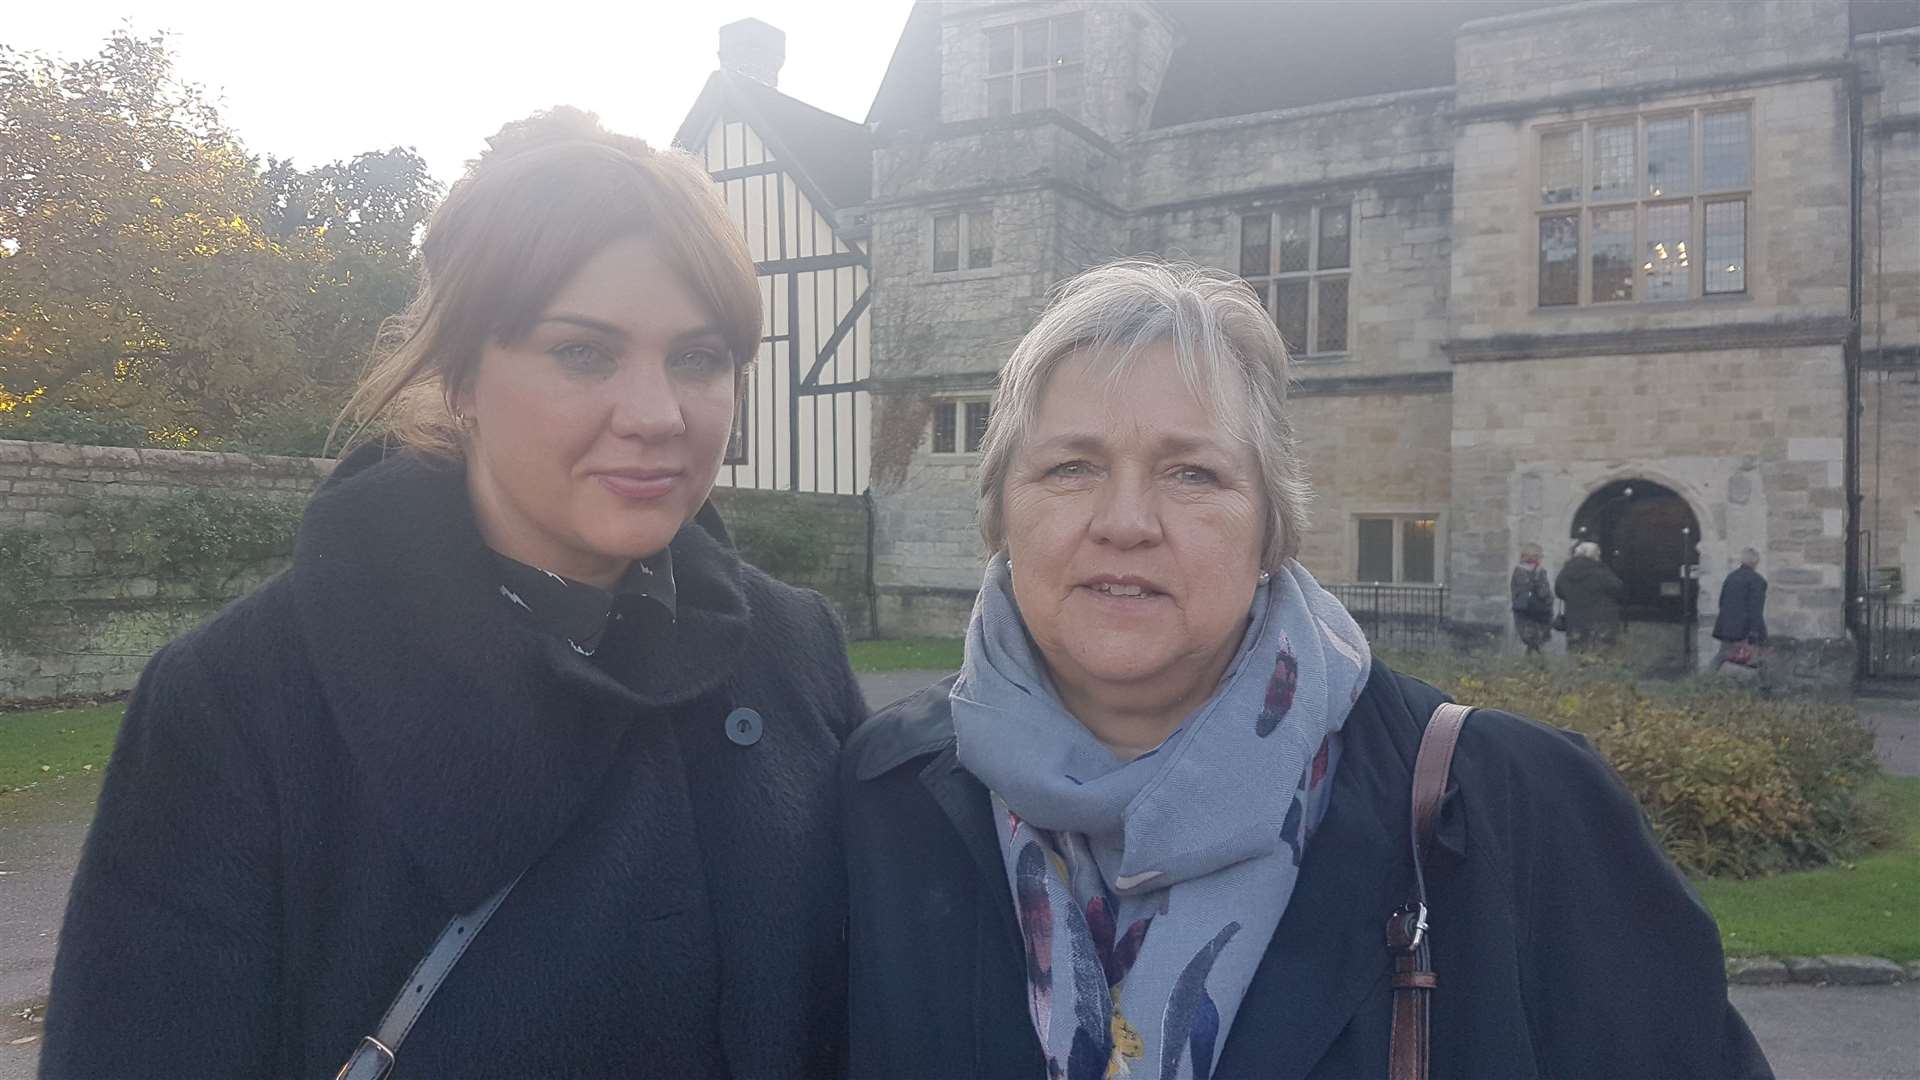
left=1713, top=565, right=1770, bottom=643
left=842, top=664, right=1771, bottom=1080
left=42, top=448, right=865, bottom=1079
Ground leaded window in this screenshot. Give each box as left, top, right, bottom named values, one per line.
left=985, top=14, right=1084, bottom=118
left=1536, top=106, right=1750, bottom=305
left=1240, top=204, right=1352, bottom=357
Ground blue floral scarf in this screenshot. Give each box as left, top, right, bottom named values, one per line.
left=953, top=555, right=1371, bottom=1080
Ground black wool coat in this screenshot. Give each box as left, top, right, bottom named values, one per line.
left=842, top=663, right=1772, bottom=1080
left=1712, top=565, right=1770, bottom=644
left=42, top=448, right=866, bottom=1079
left=1554, top=555, right=1625, bottom=635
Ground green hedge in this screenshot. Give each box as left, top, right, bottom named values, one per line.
left=1390, top=655, right=1887, bottom=878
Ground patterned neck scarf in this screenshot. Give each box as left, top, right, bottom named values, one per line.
left=953, top=555, right=1370, bottom=1080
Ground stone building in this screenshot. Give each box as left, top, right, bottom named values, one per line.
left=682, top=0, right=1919, bottom=680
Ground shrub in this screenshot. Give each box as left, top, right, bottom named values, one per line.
left=0, top=529, right=57, bottom=649
left=84, top=488, right=303, bottom=589
left=1390, top=653, right=1888, bottom=878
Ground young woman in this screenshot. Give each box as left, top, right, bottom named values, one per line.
left=42, top=108, right=863, bottom=1079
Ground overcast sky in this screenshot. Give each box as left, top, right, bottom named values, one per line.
left=6, top=0, right=914, bottom=186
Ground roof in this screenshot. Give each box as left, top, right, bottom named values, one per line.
left=675, top=70, right=874, bottom=209
left=1148, top=1, right=1560, bottom=128
left=865, top=1, right=1918, bottom=135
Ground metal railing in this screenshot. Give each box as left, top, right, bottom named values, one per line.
left=1864, top=595, right=1920, bottom=679
left=1327, top=583, right=1450, bottom=654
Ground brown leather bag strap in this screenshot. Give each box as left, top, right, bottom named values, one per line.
left=1387, top=701, right=1473, bottom=1080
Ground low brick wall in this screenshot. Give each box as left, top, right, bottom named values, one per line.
left=1, top=440, right=872, bottom=707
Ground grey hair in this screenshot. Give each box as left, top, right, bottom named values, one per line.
left=1741, top=547, right=1760, bottom=566
left=975, top=258, right=1310, bottom=569
left=1519, top=542, right=1543, bottom=560
left=1574, top=540, right=1602, bottom=560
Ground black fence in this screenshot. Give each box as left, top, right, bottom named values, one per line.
left=1327, top=584, right=1450, bottom=654
left=1865, top=596, right=1920, bottom=679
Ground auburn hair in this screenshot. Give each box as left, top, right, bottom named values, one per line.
left=335, top=107, right=760, bottom=457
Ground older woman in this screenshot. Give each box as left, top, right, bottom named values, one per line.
left=843, top=261, right=1768, bottom=1080
left=1556, top=540, right=1626, bottom=652
left=43, top=109, right=862, bottom=1078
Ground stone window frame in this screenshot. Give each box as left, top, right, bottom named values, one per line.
left=1238, top=204, right=1353, bottom=360
left=1533, top=104, right=1753, bottom=308
left=983, top=12, right=1086, bottom=119
left=931, top=208, right=995, bottom=274
left=928, top=396, right=993, bottom=457
left=1350, top=512, right=1445, bottom=585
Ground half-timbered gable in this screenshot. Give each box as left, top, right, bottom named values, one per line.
left=676, top=29, right=874, bottom=496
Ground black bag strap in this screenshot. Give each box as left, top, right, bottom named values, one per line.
left=333, top=871, right=525, bottom=1080
left=1386, top=702, right=1473, bottom=1080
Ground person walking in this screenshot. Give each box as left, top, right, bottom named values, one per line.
left=1556, top=540, right=1625, bottom=653
left=1711, top=548, right=1770, bottom=687
left=1511, top=542, right=1554, bottom=655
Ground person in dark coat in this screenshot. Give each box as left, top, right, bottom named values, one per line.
left=1509, top=542, right=1554, bottom=655
left=843, top=261, right=1769, bottom=1080
left=41, top=109, right=864, bottom=1080
left=1554, top=540, right=1625, bottom=652
left=1711, top=547, right=1771, bottom=686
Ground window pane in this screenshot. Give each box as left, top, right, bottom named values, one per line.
left=1645, top=115, right=1691, bottom=197
left=964, top=402, right=991, bottom=453
left=1402, top=519, right=1437, bottom=583
left=1705, top=199, right=1746, bottom=295
left=1591, top=207, right=1635, bottom=302
left=1239, top=214, right=1271, bottom=277
left=1277, top=207, right=1310, bottom=272
left=1317, top=205, right=1351, bottom=270
left=933, top=214, right=959, bottom=272
left=1275, top=280, right=1309, bottom=355
left=966, top=210, right=993, bottom=269
left=1540, top=128, right=1582, bottom=205
left=986, top=27, right=1015, bottom=75
left=1054, top=13, right=1085, bottom=62
left=932, top=404, right=956, bottom=453
left=1019, top=20, right=1049, bottom=68
left=1644, top=202, right=1691, bottom=301
left=1357, top=519, right=1395, bottom=583
left=986, top=77, right=1013, bottom=118
left=1052, top=65, right=1083, bottom=114
left=1590, top=122, right=1636, bottom=201
left=1017, top=73, right=1047, bottom=112
left=1315, top=277, right=1349, bottom=353
left=1702, top=110, right=1750, bottom=190
left=1538, top=214, right=1580, bottom=306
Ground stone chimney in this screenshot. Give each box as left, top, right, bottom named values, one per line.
left=719, top=18, right=785, bottom=88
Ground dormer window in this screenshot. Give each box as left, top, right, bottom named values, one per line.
left=985, top=13, right=1084, bottom=118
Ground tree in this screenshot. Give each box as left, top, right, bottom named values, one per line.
left=0, top=30, right=437, bottom=451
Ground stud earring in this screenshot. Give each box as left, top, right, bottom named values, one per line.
left=1258, top=570, right=1272, bottom=585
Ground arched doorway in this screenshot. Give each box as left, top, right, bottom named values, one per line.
left=1570, top=479, right=1701, bottom=623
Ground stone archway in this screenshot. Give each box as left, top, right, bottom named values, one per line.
left=1570, top=479, right=1702, bottom=623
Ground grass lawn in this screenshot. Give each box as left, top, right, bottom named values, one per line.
left=847, top=637, right=964, bottom=673
left=0, top=703, right=125, bottom=793
left=1696, top=774, right=1920, bottom=962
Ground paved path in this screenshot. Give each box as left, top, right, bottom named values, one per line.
left=1860, top=694, right=1920, bottom=777
left=1731, top=983, right=1920, bottom=1079
left=0, top=775, right=97, bottom=1080
left=1, top=677, right=1908, bottom=1080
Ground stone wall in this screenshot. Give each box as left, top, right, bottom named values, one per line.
left=1291, top=386, right=1454, bottom=582
left=1453, top=0, right=1849, bottom=113
left=1448, top=346, right=1850, bottom=649
left=0, top=441, right=329, bottom=705
left=707, top=486, right=873, bottom=637
left=0, top=441, right=873, bottom=707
